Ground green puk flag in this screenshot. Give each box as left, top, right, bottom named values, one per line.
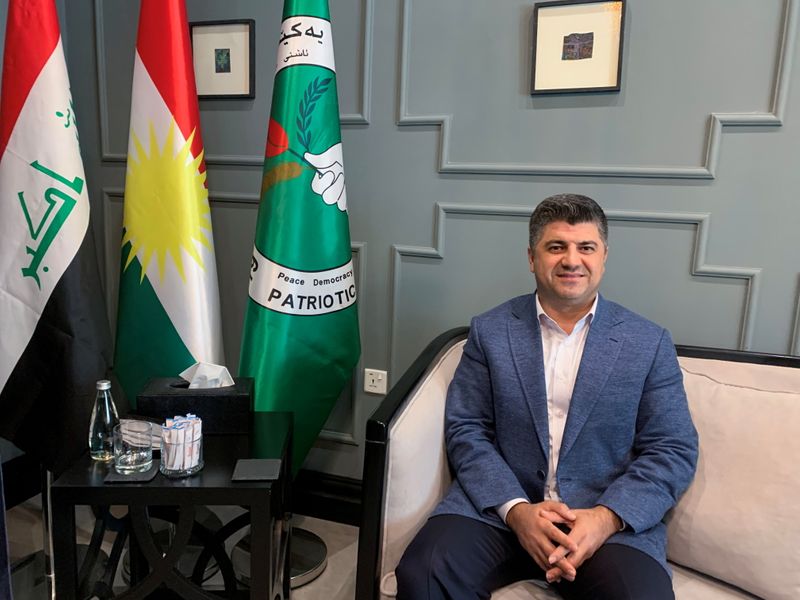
left=240, top=0, right=360, bottom=473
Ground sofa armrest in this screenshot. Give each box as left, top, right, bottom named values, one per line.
left=357, top=327, right=469, bottom=600
left=671, top=345, right=800, bottom=600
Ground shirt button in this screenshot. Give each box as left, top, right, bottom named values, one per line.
left=556, top=410, right=565, bottom=418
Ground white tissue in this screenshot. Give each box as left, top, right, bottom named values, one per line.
left=179, top=362, right=235, bottom=389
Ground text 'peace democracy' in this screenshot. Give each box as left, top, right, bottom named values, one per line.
left=248, top=247, right=356, bottom=316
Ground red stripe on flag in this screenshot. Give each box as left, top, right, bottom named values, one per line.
left=0, top=0, right=61, bottom=160
left=135, top=0, right=206, bottom=174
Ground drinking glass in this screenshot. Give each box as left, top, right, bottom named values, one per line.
left=113, top=420, right=153, bottom=474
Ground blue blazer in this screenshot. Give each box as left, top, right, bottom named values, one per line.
left=431, top=294, right=698, bottom=573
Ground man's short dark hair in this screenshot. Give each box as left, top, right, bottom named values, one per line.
left=528, top=194, right=608, bottom=248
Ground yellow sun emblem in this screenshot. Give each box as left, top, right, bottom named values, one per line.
left=122, top=119, right=211, bottom=282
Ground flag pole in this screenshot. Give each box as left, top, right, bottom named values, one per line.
left=0, top=457, right=13, bottom=599
left=41, top=469, right=56, bottom=600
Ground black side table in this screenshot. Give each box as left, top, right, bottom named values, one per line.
left=51, top=412, right=292, bottom=600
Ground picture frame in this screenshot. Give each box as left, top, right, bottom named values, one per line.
left=530, top=0, right=625, bottom=95
left=190, top=19, right=255, bottom=99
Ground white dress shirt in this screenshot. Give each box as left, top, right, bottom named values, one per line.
left=497, top=294, right=598, bottom=522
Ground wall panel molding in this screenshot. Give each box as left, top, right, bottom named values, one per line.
left=791, top=277, right=800, bottom=355
left=396, top=0, right=797, bottom=179
left=95, top=0, right=374, bottom=165
left=320, top=240, right=365, bottom=446
left=101, top=187, right=365, bottom=445
left=101, top=187, right=124, bottom=316
left=389, top=203, right=762, bottom=375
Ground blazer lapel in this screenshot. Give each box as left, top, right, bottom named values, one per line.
left=559, top=296, right=623, bottom=460
left=508, top=295, right=550, bottom=458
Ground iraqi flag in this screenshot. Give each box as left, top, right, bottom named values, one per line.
left=0, top=0, right=117, bottom=475
left=115, top=0, right=224, bottom=405
left=239, top=0, right=361, bottom=473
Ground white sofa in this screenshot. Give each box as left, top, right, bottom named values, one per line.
left=356, top=328, right=800, bottom=600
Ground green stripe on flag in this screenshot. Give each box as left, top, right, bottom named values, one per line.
left=114, top=242, right=194, bottom=406
left=241, top=299, right=359, bottom=467
left=283, top=0, right=329, bottom=19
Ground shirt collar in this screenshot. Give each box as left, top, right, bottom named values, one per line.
left=535, top=293, right=599, bottom=333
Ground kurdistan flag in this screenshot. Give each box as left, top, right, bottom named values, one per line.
left=115, top=0, right=223, bottom=405
left=0, top=0, right=118, bottom=474
left=240, top=0, right=360, bottom=473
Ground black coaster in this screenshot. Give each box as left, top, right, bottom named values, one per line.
left=231, top=458, right=281, bottom=481
left=104, top=460, right=159, bottom=483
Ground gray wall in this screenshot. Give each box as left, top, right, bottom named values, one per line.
left=8, top=0, right=800, bottom=478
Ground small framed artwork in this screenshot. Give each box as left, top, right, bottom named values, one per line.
left=190, top=19, right=255, bottom=99
left=530, top=0, right=625, bottom=95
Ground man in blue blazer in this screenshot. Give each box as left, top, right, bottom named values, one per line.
left=397, top=194, right=698, bottom=599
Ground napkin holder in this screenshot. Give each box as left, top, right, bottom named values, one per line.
left=136, top=377, right=253, bottom=435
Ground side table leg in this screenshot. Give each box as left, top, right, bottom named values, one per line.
left=249, top=504, right=270, bottom=600
left=283, top=517, right=291, bottom=599
left=128, top=520, right=149, bottom=585
left=52, top=502, right=77, bottom=599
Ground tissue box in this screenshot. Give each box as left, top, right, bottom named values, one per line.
left=136, top=377, right=253, bottom=435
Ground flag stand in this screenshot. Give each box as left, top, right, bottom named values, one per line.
left=30, top=468, right=108, bottom=599
left=230, top=519, right=328, bottom=589
left=8, top=470, right=61, bottom=599
left=289, top=524, right=327, bottom=588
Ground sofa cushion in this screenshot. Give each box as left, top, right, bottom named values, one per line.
left=490, top=568, right=761, bottom=600
left=668, top=360, right=800, bottom=600
left=491, top=580, right=559, bottom=599
left=671, top=564, right=759, bottom=599
left=380, top=562, right=760, bottom=599
left=379, top=571, right=558, bottom=600
left=490, top=569, right=760, bottom=600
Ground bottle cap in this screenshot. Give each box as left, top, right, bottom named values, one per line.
left=96, top=380, right=111, bottom=390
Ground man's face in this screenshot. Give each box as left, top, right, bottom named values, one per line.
left=528, top=220, right=607, bottom=312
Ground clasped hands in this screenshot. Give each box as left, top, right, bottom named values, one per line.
left=505, top=501, right=621, bottom=584
left=304, top=144, right=347, bottom=212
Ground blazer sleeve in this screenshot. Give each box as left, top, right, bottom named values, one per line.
left=444, top=318, right=530, bottom=517
left=596, top=328, right=699, bottom=533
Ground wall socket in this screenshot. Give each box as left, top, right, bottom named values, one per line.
left=364, top=368, right=388, bottom=394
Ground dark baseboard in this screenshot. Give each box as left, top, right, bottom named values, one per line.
left=293, top=469, right=362, bottom=527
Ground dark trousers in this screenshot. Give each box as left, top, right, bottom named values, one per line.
left=396, top=515, right=674, bottom=600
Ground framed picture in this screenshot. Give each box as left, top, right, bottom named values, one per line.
left=190, top=19, right=255, bottom=99
left=530, top=0, right=625, bottom=94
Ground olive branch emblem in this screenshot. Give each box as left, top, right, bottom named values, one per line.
left=261, top=77, right=334, bottom=194
left=296, top=76, right=332, bottom=152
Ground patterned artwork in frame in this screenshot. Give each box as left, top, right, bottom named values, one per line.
left=191, top=19, right=255, bottom=99
left=531, top=0, right=625, bottom=94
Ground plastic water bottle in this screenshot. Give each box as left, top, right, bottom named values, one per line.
left=88, top=379, right=119, bottom=461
